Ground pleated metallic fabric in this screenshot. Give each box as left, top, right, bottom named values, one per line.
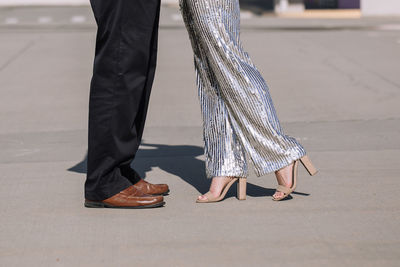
left=180, top=0, right=306, bottom=178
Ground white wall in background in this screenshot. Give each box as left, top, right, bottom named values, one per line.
left=275, top=0, right=305, bottom=13
left=362, top=0, right=400, bottom=16
left=2, top=0, right=400, bottom=16
left=0, top=0, right=88, bottom=5
left=0, top=0, right=179, bottom=6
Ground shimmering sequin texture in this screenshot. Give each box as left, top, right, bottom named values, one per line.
left=180, top=0, right=306, bottom=178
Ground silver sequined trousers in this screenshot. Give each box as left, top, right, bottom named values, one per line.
left=180, top=0, right=306, bottom=178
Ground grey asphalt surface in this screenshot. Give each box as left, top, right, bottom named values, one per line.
left=1, top=5, right=400, bottom=267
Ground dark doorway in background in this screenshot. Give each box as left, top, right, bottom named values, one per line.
left=304, top=0, right=338, bottom=9
left=338, top=0, right=360, bottom=9
left=304, top=0, right=360, bottom=9
left=239, top=0, right=274, bottom=14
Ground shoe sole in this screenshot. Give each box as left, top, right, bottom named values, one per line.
left=84, top=201, right=165, bottom=209
left=151, top=189, right=170, bottom=196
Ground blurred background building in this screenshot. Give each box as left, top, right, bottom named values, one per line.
left=0, top=0, right=399, bottom=16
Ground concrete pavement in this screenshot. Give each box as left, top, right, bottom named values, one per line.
left=1, top=5, right=400, bottom=267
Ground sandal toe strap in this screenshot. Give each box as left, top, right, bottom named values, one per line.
left=203, top=191, right=216, bottom=201
left=276, top=185, right=291, bottom=195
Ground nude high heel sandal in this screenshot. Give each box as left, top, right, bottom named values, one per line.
left=237, top=177, right=247, bottom=200
left=196, top=177, right=247, bottom=203
left=273, top=155, right=317, bottom=201
left=299, top=155, right=318, bottom=176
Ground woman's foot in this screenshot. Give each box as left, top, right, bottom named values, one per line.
left=197, top=176, right=233, bottom=201
left=273, top=162, right=294, bottom=199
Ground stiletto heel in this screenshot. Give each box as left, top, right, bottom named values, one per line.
left=299, top=155, right=318, bottom=176
left=273, top=155, right=317, bottom=201
left=237, top=178, right=247, bottom=200
left=196, top=177, right=246, bottom=203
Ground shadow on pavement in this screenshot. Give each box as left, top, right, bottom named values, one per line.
left=69, top=142, right=292, bottom=197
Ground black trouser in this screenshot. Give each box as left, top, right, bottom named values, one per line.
left=85, top=0, right=161, bottom=201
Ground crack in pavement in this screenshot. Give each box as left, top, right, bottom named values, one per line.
left=0, top=39, right=35, bottom=72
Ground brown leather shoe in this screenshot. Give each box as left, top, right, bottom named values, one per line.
left=84, top=185, right=165, bottom=209
left=132, top=179, right=170, bottom=196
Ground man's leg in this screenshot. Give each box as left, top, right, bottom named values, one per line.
left=85, top=0, right=161, bottom=201
left=121, top=0, right=161, bottom=185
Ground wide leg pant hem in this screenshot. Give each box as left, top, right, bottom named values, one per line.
left=205, top=170, right=248, bottom=179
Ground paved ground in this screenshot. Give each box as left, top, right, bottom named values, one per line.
left=1, top=5, right=400, bottom=267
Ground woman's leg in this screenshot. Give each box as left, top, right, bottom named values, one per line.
left=181, top=0, right=248, bottom=199
left=180, top=0, right=306, bottom=180
left=196, top=66, right=248, bottom=180
left=196, top=69, right=248, bottom=199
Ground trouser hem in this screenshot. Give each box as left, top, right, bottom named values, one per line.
left=85, top=178, right=132, bottom=202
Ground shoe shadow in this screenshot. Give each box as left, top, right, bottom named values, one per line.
left=68, top=142, right=210, bottom=193
left=68, top=142, right=309, bottom=197
left=224, top=182, right=276, bottom=199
